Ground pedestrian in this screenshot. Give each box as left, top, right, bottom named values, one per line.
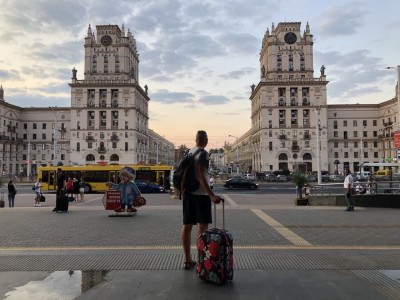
left=33, top=177, right=42, bottom=207
left=53, top=168, right=66, bottom=211
left=66, top=177, right=74, bottom=200
left=105, top=167, right=140, bottom=213
left=73, top=178, right=80, bottom=202
left=181, top=130, right=222, bottom=270
left=79, top=178, right=85, bottom=202
left=344, top=168, right=355, bottom=211
left=7, top=180, right=17, bottom=207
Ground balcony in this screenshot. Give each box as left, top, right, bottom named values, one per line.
left=279, top=134, right=287, bottom=140
left=110, top=135, right=119, bottom=141
left=6, top=125, right=16, bottom=132
left=97, top=148, right=107, bottom=154
left=304, top=134, right=311, bottom=139
left=291, top=146, right=300, bottom=152
left=59, top=126, right=67, bottom=132
left=86, top=136, right=95, bottom=142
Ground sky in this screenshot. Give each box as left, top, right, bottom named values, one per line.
left=1, top=0, right=400, bottom=150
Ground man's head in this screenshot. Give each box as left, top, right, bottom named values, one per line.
left=196, top=130, right=208, bottom=148
left=344, top=168, right=351, bottom=175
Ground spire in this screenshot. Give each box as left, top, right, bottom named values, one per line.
left=271, top=22, right=275, bottom=33
left=0, top=85, right=4, bottom=101
left=306, top=22, right=310, bottom=33
left=121, top=24, right=125, bottom=37
left=87, top=24, right=92, bottom=37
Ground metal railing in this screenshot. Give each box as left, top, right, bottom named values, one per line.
left=310, top=181, right=400, bottom=196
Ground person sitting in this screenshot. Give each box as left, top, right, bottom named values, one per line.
left=355, top=181, right=366, bottom=194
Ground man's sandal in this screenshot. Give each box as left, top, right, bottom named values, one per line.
left=183, top=261, right=196, bottom=270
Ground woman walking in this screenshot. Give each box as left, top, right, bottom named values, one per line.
left=7, top=180, right=17, bottom=207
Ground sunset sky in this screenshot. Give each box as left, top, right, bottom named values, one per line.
left=1, top=0, right=399, bottom=149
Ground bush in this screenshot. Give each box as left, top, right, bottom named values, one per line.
left=291, top=173, right=309, bottom=199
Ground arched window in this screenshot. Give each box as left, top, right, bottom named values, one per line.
left=303, top=153, right=312, bottom=160
left=278, top=153, right=288, bottom=160
left=110, top=154, right=119, bottom=162
left=86, top=154, right=95, bottom=161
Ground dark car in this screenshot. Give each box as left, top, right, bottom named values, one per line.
left=223, top=178, right=258, bottom=189
left=135, top=180, right=165, bottom=193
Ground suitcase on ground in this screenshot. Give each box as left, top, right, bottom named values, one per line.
left=56, top=193, right=69, bottom=212
left=0, top=192, right=4, bottom=207
left=40, top=195, right=46, bottom=202
left=197, top=200, right=233, bottom=285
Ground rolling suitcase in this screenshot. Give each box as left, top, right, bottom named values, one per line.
left=197, top=200, right=233, bottom=285
left=56, top=192, right=69, bottom=212
left=0, top=192, right=4, bottom=208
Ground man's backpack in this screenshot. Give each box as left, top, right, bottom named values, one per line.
left=173, top=148, right=203, bottom=198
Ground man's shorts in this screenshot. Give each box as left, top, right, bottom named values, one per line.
left=182, top=193, right=212, bottom=225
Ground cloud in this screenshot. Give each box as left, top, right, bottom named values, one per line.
left=150, top=89, right=195, bottom=104
left=198, top=95, right=229, bottom=105
left=317, top=2, right=366, bottom=36
left=219, top=67, right=255, bottom=80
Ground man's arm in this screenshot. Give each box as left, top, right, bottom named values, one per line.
left=197, top=164, right=220, bottom=204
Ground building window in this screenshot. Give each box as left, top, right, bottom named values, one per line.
left=333, top=120, right=337, bottom=129
left=343, top=120, right=347, bottom=127
left=344, top=152, right=348, bottom=158
left=334, top=142, right=338, bottom=148
left=33, top=123, right=37, bottom=129
left=363, top=120, right=367, bottom=126
left=354, top=152, right=359, bottom=158
left=374, top=152, right=378, bottom=158
left=33, top=134, right=37, bottom=140
left=333, top=131, right=338, bottom=137
left=42, top=123, right=46, bottom=129
left=344, top=142, right=348, bottom=148
left=125, top=142, right=128, bottom=151
left=373, top=141, right=378, bottom=148
left=373, top=120, right=377, bottom=126
left=42, top=134, right=46, bottom=140
left=88, top=142, right=92, bottom=149
left=353, top=120, right=357, bottom=126
left=77, top=142, right=80, bottom=151
left=334, top=152, right=338, bottom=158
left=112, top=142, right=117, bottom=149
left=353, top=131, right=358, bottom=138
left=354, top=142, right=358, bottom=148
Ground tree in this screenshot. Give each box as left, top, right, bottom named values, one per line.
left=177, top=144, right=188, bottom=158
left=291, top=172, right=309, bottom=199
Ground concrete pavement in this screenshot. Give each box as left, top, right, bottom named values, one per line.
left=0, top=192, right=399, bottom=299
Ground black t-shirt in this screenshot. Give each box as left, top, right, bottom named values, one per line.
left=57, top=172, right=66, bottom=189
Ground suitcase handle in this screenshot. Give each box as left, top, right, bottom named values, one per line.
left=213, top=198, right=225, bottom=229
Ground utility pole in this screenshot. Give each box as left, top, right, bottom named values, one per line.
left=314, top=108, right=322, bottom=184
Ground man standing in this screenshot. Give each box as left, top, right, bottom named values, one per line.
left=344, top=168, right=355, bottom=211
left=53, top=168, right=66, bottom=211
left=181, top=130, right=222, bottom=270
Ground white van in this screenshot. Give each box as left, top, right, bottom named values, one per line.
left=356, top=171, right=370, bottom=181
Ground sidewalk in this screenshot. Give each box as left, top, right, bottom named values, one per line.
left=0, top=193, right=399, bottom=299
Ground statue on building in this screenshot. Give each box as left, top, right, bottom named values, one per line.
left=144, top=85, right=148, bottom=94
left=320, top=65, right=326, bottom=77
left=251, top=84, right=255, bottom=93
left=0, top=85, right=4, bottom=101
left=261, top=65, right=265, bottom=77
left=72, top=67, right=77, bottom=80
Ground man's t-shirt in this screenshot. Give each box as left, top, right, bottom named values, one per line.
left=188, top=147, right=209, bottom=195
left=344, top=174, right=353, bottom=190
left=57, top=172, right=66, bottom=190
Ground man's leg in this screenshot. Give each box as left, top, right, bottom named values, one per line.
left=182, top=224, right=193, bottom=262
left=197, top=223, right=209, bottom=241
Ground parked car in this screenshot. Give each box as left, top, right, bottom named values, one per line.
left=135, top=180, right=165, bottom=193
left=276, top=175, right=288, bottom=182
left=245, top=173, right=255, bottom=180
left=265, top=174, right=277, bottom=182
left=223, top=178, right=258, bottom=189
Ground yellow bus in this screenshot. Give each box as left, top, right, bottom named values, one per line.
left=38, top=164, right=173, bottom=192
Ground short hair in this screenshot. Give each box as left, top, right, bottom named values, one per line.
left=196, top=130, right=208, bottom=142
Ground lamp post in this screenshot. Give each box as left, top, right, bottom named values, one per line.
left=24, top=129, right=31, bottom=178
left=386, top=65, right=400, bottom=131
left=229, top=135, right=239, bottom=175
left=360, top=126, right=366, bottom=166
left=49, top=107, right=60, bottom=166
left=313, top=108, right=322, bottom=184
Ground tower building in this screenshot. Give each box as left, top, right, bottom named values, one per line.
left=250, top=22, right=329, bottom=173
left=69, top=24, right=149, bottom=165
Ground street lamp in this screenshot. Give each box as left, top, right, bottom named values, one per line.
left=386, top=65, right=400, bottom=131
left=360, top=126, right=366, bottom=166
left=313, top=108, right=322, bottom=184
left=228, top=135, right=239, bottom=175
left=24, top=129, right=31, bottom=178
left=49, top=107, right=61, bottom=166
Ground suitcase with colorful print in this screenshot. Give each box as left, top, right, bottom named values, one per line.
left=197, top=200, right=233, bottom=284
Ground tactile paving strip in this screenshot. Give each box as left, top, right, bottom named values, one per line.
left=0, top=250, right=400, bottom=272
